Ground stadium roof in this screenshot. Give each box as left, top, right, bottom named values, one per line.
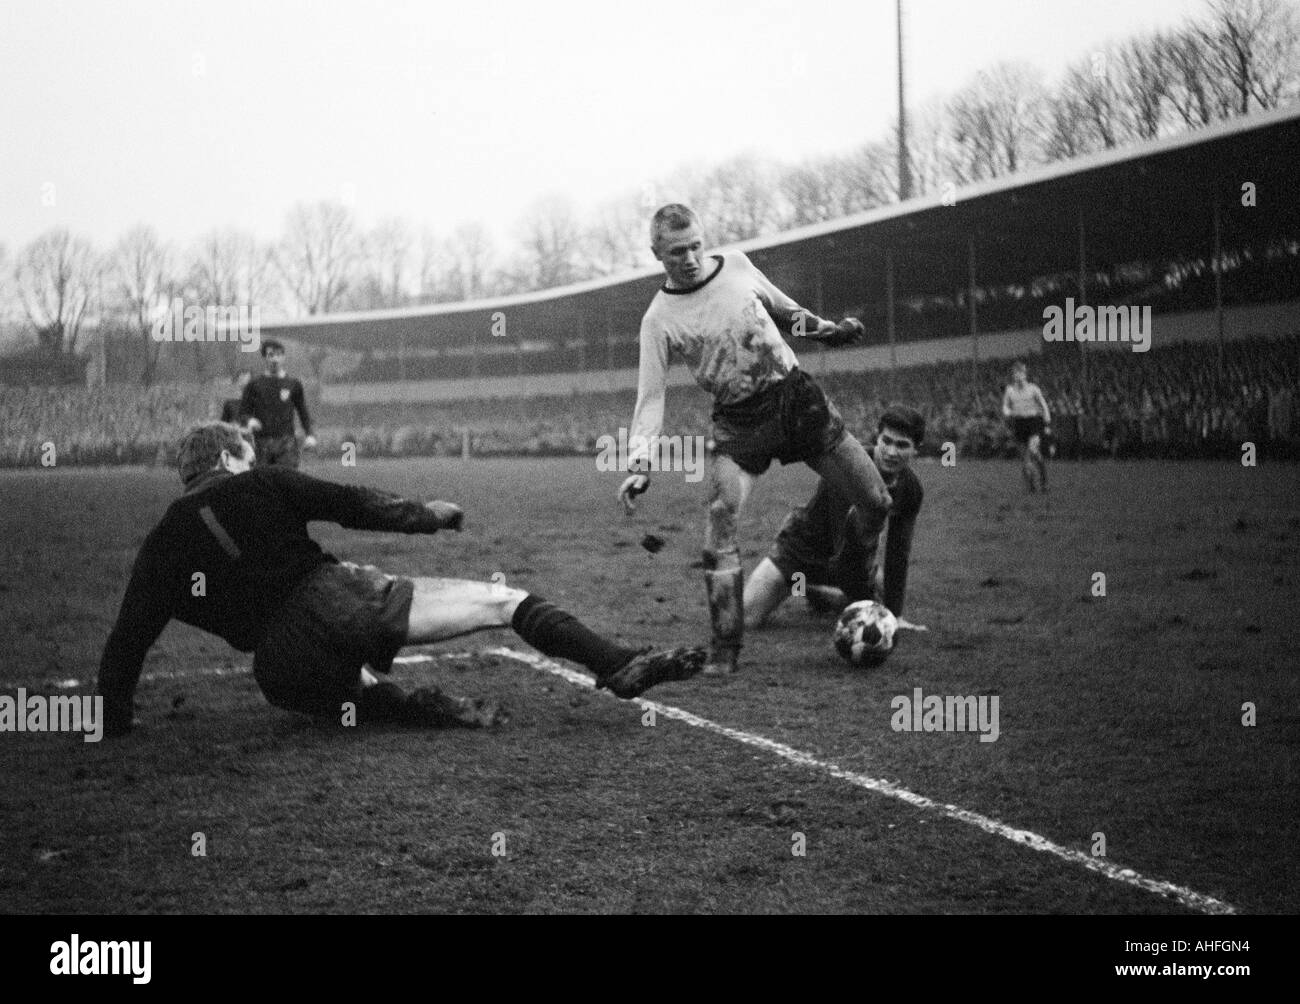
left=261, top=103, right=1300, bottom=352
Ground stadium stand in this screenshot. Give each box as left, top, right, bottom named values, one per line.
left=5, top=335, right=1295, bottom=467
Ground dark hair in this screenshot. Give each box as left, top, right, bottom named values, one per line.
left=178, top=422, right=248, bottom=485
left=650, top=203, right=700, bottom=249
left=1011, top=360, right=1027, bottom=373
left=261, top=339, right=285, bottom=357
left=877, top=404, right=925, bottom=447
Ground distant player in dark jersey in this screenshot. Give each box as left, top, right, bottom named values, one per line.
left=220, top=371, right=251, bottom=425
left=744, top=405, right=927, bottom=641
left=1002, top=360, right=1052, bottom=492
left=239, top=339, right=316, bottom=468
left=96, top=422, right=705, bottom=738
left=617, top=204, right=892, bottom=676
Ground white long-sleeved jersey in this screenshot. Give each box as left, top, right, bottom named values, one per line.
left=1002, top=381, right=1051, bottom=422
left=628, top=251, right=803, bottom=461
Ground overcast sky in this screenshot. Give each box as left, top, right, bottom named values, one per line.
left=0, top=0, right=1208, bottom=252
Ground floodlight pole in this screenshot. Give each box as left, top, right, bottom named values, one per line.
left=897, top=0, right=912, bottom=202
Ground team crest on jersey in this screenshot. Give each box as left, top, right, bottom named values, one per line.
left=279, top=387, right=291, bottom=402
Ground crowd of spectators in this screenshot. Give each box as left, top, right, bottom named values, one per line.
left=2, top=335, right=1296, bottom=468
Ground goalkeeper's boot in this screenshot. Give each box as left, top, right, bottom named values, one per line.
left=602, top=646, right=707, bottom=699
left=407, top=686, right=508, bottom=728
left=703, top=567, right=744, bottom=676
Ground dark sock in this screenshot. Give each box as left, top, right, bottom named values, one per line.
left=357, top=681, right=409, bottom=723
left=511, top=594, right=637, bottom=678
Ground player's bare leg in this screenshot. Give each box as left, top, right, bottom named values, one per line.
left=402, top=577, right=704, bottom=699
left=703, top=454, right=754, bottom=674
left=1028, top=433, right=1047, bottom=491
left=405, top=578, right=528, bottom=642
left=807, top=434, right=892, bottom=525
left=743, top=556, right=792, bottom=628
left=1016, top=442, right=1036, bottom=492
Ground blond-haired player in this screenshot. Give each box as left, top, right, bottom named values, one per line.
left=618, top=205, right=892, bottom=675
left=1002, top=360, right=1052, bottom=492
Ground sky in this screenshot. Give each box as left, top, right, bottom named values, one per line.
left=0, top=0, right=1210, bottom=254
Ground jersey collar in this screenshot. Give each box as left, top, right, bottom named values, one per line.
left=662, top=255, right=725, bottom=295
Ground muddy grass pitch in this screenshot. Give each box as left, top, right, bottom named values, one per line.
left=1, top=456, right=1295, bottom=914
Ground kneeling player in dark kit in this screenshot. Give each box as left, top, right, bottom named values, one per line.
left=743, top=405, right=928, bottom=648
left=96, top=422, right=704, bottom=737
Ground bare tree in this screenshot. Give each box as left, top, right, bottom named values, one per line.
left=111, top=226, right=172, bottom=386
left=347, top=217, right=414, bottom=310
left=903, top=99, right=964, bottom=197
left=779, top=161, right=841, bottom=227
left=1163, top=24, right=1238, bottom=126
left=1114, top=33, right=1175, bottom=140
left=0, top=243, right=13, bottom=325
left=1202, top=0, right=1300, bottom=114
left=837, top=140, right=901, bottom=210
left=14, top=229, right=98, bottom=356
left=683, top=154, right=780, bottom=244
left=947, top=63, right=1049, bottom=182
left=188, top=228, right=274, bottom=308
left=441, top=222, right=497, bottom=301
left=583, top=193, right=653, bottom=276
left=517, top=194, right=588, bottom=289
left=1043, top=76, right=1098, bottom=161
left=415, top=225, right=446, bottom=303
left=274, top=201, right=360, bottom=315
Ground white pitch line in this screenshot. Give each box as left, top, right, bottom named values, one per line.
left=483, top=646, right=1238, bottom=917
left=35, top=646, right=1237, bottom=915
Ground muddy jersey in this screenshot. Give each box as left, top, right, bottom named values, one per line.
left=629, top=251, right=806, bottom=462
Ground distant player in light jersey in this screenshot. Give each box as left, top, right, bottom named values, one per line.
left=1002, top=360, right=1051, bottom=492
left=744, top=405, right=926, bottom=642
left=617, top=204, right=892, bottom=676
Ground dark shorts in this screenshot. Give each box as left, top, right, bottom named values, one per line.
left=253, top=562, right=415, bottom=718
left=711, top=369, right=847, bottom=476
left=771, top=510, right=881, bottom=603
left=1010, top=416, right=1045, bottom=445
left=254, top=434, right=300, bottom=468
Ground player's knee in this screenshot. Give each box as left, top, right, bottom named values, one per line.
left=702, top=547, right=740, bottom=572
left=707, top=494, right=738, bottom=524
left=706, top=497, right=739, bottom=546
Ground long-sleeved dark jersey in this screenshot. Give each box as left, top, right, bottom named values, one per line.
left=771, top=465, right=923, bottom=616
left=96, top=466, right=445, bottom=732
left=239, top=375, right=312, bottom=437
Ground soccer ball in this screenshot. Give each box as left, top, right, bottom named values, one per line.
left=833, top=600, right=897, bottom=667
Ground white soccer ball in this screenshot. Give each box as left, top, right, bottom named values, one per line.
left=833, top=600, right=898, bottom=667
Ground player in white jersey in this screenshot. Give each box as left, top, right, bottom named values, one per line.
left=1001, top=361, right=1052, bottom=492
left=617, top=205, right=892, bottom=675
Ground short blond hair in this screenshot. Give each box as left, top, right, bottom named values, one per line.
left=177, top=422, right=248, bottom=485
left=650, top=203, right=701, bottom=251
